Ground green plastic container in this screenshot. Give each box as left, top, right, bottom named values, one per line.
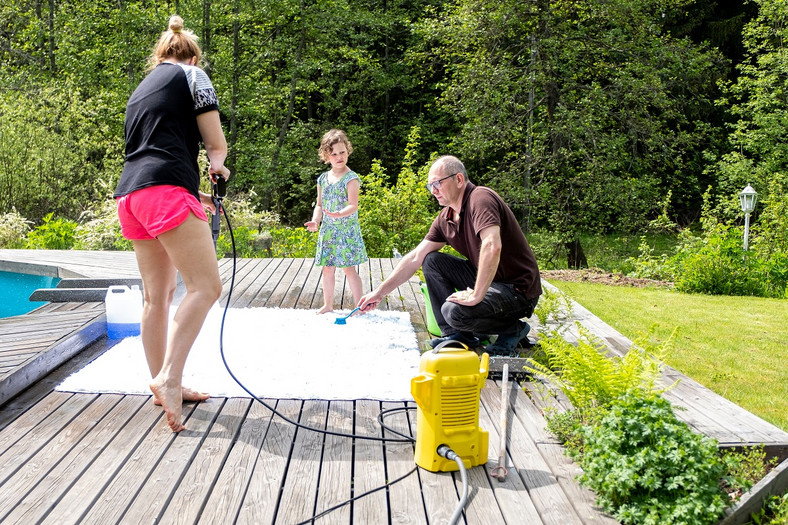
left=420, top=282, right=442, bottom=336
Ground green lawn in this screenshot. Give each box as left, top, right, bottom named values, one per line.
left=546, top=280, right=788, bottom=432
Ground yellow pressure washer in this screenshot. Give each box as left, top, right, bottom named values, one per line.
left=411, top=341, right=489, bottom=472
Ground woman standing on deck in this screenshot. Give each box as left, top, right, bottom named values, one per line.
left=114, top=15, right=230, bottom=432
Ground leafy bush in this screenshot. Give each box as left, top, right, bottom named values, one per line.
left=26, top=213, right=77, bottom=249
left=721, top=445, right=777, bottom=499
left=216, top=227, right=272, bottom=258
left=0, top=208, right=32, bottom=248
left=358, top=127, right=435, bottom=257
left=670, top=222, right=766, bottom=296
left=623, top=185, right=788, bottom=298
left=532, top=287, right=573, bottom=334
left=751, top=492, right=788, bottom=525
left=524, top=326, right=670, bottom=412
left=74, top=198, right=132, bottom=251
left=222, top=190, right=280, bottom=231
left=576, top=391, right=728, bottom=524
left=624, top=236, right=677, bottom=281
left=269, top=226, right=317, bottom=258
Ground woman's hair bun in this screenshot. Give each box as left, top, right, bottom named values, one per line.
left=168, top=15, right=184, bottom=33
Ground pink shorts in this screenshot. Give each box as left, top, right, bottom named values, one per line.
left=117, top=185, right=208, bottom=240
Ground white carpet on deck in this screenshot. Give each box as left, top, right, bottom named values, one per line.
left=56, top=307, right=421, bottom=401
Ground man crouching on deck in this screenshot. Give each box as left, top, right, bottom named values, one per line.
left=358, top=155, right=542, bottom=356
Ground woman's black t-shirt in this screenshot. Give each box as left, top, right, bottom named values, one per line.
left=115, top=63, right=219, bottom=200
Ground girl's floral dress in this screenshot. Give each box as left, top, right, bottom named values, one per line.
left=314, top=170, right=368, bottom=267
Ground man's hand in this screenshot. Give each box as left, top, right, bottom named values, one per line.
left=447, top=287, right=483, bottom=306
left=358, top=291, right=382, bottom=312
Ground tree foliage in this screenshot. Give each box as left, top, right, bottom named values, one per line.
left=0, top=0, right=781, bottom=271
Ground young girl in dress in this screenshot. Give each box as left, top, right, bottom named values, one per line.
left=304, top=129, right=368, bottom=313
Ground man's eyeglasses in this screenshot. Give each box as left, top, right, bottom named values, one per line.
left=425, top=173, right=458, bottom=192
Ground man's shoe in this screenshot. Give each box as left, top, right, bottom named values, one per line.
left=485, top=321, right=532, bottom=356
left=430, top=332, right=480, bottom=349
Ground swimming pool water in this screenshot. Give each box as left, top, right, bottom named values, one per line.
left=0, top=270, right=61, bottom=318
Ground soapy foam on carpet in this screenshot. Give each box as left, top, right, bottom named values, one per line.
left=56, top=307, right=421, bottom=401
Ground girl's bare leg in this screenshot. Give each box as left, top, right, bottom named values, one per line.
left=318, top=266, right=336, bottom=313
left=134, top=213, right=221, bottom=432
left=342, top=266, right=364, bottom=307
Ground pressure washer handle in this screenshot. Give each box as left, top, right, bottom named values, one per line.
left=212, top=174, right=227, bottom=199
left=210, top=175, right=227, bottom=250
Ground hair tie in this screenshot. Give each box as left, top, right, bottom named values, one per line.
left=172, top=27, right=182, bottom=34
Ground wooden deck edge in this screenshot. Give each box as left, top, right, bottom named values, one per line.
left=0, top=315, right=106, bottom=407
left=0, top=258, right=85, bottom=278
left=719, top=456, right=788, bottom=525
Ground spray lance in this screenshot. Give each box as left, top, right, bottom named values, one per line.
left=211, top=173, right=227, bottom=249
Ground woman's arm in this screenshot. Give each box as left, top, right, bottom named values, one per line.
left=196, top=110, right=230, bottom=180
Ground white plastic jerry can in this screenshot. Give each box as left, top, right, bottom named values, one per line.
left=105, top=285, right=143, bottom=339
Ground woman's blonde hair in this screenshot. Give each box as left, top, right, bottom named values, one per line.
left=318, top=129, right=353, bottom=163
left=147, top=15, right=202, bottom=71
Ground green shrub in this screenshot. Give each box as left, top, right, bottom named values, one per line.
left=358, top=127, right=435, bottom=257
left=624, top=236, right=677, bottom=281
left=223, top=190, right=280, bottom=231
left=524, top=326, right=670, bottom=412
left=216, top=226, right=271, bottom=258
left=751, top=492, right=788, bottom=525
left=576, top=391, right=728, bottom=524
left=26, top=213, right=77, bottom=249
left=270, top=226, right=317, bottom=258
left=0, top=208, right=32, bottom=248
left=74, top=198, right=132, bottom=251
left=671, top=222, right=766, bottom=296
left=721, top=445, right=777, bottom=498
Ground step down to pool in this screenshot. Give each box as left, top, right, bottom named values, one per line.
left=56, top=278, right=143, bottom=289
left=30, top=278, right=144, bottom=302
left=30, top=288, right=114, bottom=302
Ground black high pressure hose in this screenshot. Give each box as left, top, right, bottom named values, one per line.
left=211, top=179, right=469, bottom=523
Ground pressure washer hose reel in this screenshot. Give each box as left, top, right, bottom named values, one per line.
left=410, top=341, right=489, bottom=472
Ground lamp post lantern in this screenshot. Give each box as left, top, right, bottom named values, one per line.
left=739, top=184, right=758, bottom=251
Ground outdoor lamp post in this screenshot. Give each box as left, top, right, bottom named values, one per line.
left=739, top=184, right=758, bottom=251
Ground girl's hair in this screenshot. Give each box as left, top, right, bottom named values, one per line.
left=318, top=129, right=353, bottom=163
left=147, top=15, right=202, bottom=71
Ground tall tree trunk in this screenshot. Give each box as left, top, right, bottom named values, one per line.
left=523, top=33, right=536, bottom=232
left=47, top=0, right=55, bottom=73
left=202, top=0, right=211, bottom=77
left=269, top=0, right=306, bottom=210
left=566, top=238, right=588, bottom=269
left=228, top=3, right=239, bottom=172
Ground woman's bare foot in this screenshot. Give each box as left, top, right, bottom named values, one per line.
left=150, top=377, right=185, bottom=432
left=153, top=386, right=209, bottom=406
left=317, top=305, right=333, bottom=314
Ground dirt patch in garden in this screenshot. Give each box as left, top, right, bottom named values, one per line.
left=541, top=268, right=674, bottom=289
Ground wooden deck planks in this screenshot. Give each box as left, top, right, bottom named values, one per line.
left=38, top=397, right=162, bottom=525
left=380, top=400, right=427, bottom=525
left=276, top=399, right=329, bottom=524
left=1, top=395, right=146, bottom=524
left=352, top=399, right=390, bottom=524
left=158, top=397, right=252, bottom=524
left=236, top=399, right=301, bottom=524
left=197, top=400, right=276, bottom=524
left=313, top=400, right=354, bottom=524
left=1, top=251, right=787, bottom=523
